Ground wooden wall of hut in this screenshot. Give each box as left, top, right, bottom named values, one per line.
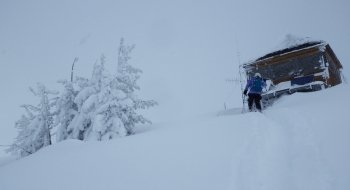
left=244, top=46, right=342, bottom=86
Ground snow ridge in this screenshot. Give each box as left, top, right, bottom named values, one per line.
left=1, top=85, right=350, bottom=190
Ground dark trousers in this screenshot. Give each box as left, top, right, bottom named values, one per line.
left=248, top=93, right=262, bottom=110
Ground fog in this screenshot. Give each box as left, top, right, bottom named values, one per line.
left=1, top=0, right=349, bottom=157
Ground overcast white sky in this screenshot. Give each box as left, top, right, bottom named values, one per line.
left=1, top=0, right=349, bottom=157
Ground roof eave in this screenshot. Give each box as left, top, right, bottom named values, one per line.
left=242, top=42, right=327, bottom=68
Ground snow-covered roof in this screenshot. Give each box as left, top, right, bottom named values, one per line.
left=270, top=34, right=325, bottom=53
left=244, top=34, right=327, bottom=65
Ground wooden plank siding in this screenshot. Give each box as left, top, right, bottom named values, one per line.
left=324, top=50, right=342, bottom=85
left=251, top=47, right=321, bottom=68
left=325, top=45, right=342, bottom=69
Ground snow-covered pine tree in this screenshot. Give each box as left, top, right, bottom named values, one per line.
left=85, top=55, right=129, bottom=140
left=54, top=79, right=78, bottom=142
left=68, top=38, right=157, bottom=141
left=66, top=56, right=104, bottom=141
left=113, top=38, right=158, bottom=135
left=68, top=54, right=130, bottom=141
left=6, top=83, right=58, bottom=157
left=87, top=39, right=158, bottom=140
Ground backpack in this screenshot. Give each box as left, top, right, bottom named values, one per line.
left=251, top=77, right=262, bottom=92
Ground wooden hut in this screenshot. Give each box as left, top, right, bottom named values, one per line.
left=242, top=34, right=343, bottom=87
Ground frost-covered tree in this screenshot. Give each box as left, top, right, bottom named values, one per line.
left=113, top=38, right=158, bottom=135
left=66, top=55, right=105, bottom=140
left=6, top=83, right=58, bottom=156
left=67, top=38, right=157, bottom=141
left=54, top=79, right=78, bottom=142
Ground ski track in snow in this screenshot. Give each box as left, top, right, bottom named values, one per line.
left=228, top=112, right=293, bottom=190
left=226, top=106, right=334, bottom=190
left=265, top=108, right=333, bottom=190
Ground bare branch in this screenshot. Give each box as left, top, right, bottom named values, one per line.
left=0, top=144, right=32, bottom=155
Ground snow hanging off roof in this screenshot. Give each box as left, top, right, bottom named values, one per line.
left=271, top=33, right=325, bottom=52
left=244, top=34, right=327, bottom=65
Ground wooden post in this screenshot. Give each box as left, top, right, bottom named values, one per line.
left=71, top=57, right=79, bottom=82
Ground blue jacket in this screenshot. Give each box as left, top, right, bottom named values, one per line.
left=245, top=77, right=267, bottom=95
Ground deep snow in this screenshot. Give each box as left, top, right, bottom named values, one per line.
left=0, top=84, right=350, bottom=190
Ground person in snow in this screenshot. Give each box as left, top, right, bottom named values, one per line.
left=243, top=73, right=267, bottom=112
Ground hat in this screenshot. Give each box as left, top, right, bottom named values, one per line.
left=254, top=73, right=261, bottom=78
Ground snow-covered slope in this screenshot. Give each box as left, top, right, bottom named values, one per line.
left=1, top=85, right=350, bottom=190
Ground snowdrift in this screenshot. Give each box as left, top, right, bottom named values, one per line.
left=1, top=84, right=350, bottom=190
